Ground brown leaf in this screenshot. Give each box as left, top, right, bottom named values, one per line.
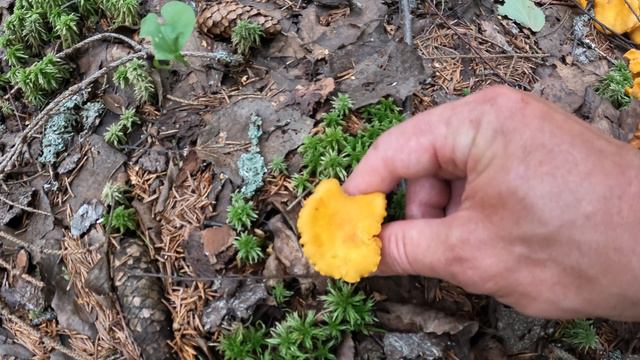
left=175, top=150, right=202, bottom=186
left=184, top=226, right=236, bottom=276
left=289, top=78, right=336, bottom=115
left=131, top=200, right=162, bottom=246
left=101, top=93, right=126, bottom=115
left=377, top=302, right=479, bottom=338
left=13, top=249, right=29, bottom=276
left=154, top=160, right=177, bottom=214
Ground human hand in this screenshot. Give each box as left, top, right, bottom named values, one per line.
left=343, top=86, right=640, bottom=321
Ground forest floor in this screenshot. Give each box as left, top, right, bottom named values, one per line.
left=0, top=0, right=639, bottom=359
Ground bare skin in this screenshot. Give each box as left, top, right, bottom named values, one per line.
left=343, top=85, right=640, bottom=321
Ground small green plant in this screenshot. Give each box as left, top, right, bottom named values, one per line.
left=318, top=148, right=348, bottom=180
left=560, top=319, right=600, bottom=352
left=291, top=172, right=312, bottom=195
left=0, top=100, right=13, bottom=116
left=266, top=319, right=306, bottom=359
left=217, top=323, right=267, bottom=360
left=101, top=182, right=129, bottom=206
left=102, top=0, right=140, bottom=27
left=4, top=44, right=28, bottom=67
left=140, top=1, right=196, bottom=64
left=330, top=93, right=353, bottom=118
left=268, top=156, right=288, bottom=175
left=104, top=205, right=137, bottom=233
left=595, top=61, right=634, bottom=109
left=52, top=11, right=80, bottom=48
left=113, top=59, right=155, bottom=103
left=462, top=87, right=471, bottom=96
left=104, top=108, right=141, bottom=147
left=118, top=108, right=141, bottom=131
left=22, top=9, right=48, bottom=49
left=321, top=280, right=377, bottom=333
left=234, top=232, right=264, bottom=265
left=226, top=192, right=258, bottom=230
left=270, top=281, right=293, bottom=305
left=15, top=54, right=71, bottom=106
left=322, top=111, right=344, bottom=128
left=104, top=122, right=127, bottom=147
left=231, top=20, right=264, bottom=56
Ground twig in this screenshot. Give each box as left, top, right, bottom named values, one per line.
left=425, top=0, right=513, bottom=86
left=401, top=0, right=413, bottom=46
left=0, top=51, right=148, bottom=178
left=0, top=298, right=90, bottom=360
left=424, top=53, right=550, bottom=60
left=181, top=50, right=244, bottom=68
left=0, top=194, right=53, bottom=216
left=57, top=32, right=145, bottom=58
left=0, top=258, right=45, bottom=287
left=127, top=270, right=324, bottom=281
left=0, top=230, right=104, bottom=256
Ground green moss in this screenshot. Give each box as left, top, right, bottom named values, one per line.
left=231, top=20, right=264, bottom=56
left=595, top=61, right=633, bottom=109
left=226, top=192, right=258, bottom=231
left=560, top=319, right=600, bottom=352
left=234, top=232, right=264, bottom=265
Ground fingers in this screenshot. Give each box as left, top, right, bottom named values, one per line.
left=375, top=213, right=475, bottom=279
left=405, top=176, right=449, bottom=219
left=343, top=86, right=510, bottom=196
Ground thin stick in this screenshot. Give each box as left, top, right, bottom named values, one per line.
left=0, top=298, right=90, bottom=360
left=57, top=32, right=145, bottom=58
left=0, top=230, right=104, bottom=256
left=424, top=53, right=550, bottom=60
left=623, top=0, right=640, bottom=25
left=0, top=51, right=148, bottom=178
left=401, top=0, right=413, bottom=46
left=127, top=270, right=323, bottom=282
left=0, top=194, right=52, bottom=216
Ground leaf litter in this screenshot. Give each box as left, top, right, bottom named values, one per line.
left=0, top=0, right=639, bottom=359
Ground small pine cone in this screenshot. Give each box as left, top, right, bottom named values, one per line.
left=113, top=237, right=174, bottom=360
left=197, top=0, right=281, bottom=39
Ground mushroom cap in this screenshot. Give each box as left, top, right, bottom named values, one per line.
left=626, top=78, right=640, bottom=99
left=625, top=49, right=640, bottom=74
left=297, top=178, right=386, bottom=283
left=593, top=0, right=640, bottom=34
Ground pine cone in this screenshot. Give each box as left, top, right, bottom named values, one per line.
left=113, top=237, right=174, bottom=360
left=197, top=0, right=281, bottom=38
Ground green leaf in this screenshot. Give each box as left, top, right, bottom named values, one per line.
left=140, top=1, right=196, bottom=62
left=497, top=0, right=545, bottom=32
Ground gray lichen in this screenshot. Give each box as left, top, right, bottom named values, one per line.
left=237, top=113, right=266, bottom=197
left=81, top=101, right=105, bottom=130
left=39, top=112, right=78, bottom=165
left=572, top=14, right=599, bottom=64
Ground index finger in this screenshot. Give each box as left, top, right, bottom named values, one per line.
left=343, top=88, right=498, bottom=195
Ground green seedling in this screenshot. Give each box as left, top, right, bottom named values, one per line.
left=140, top=1, right=196, bottom=65
left=288, top=311, right=324, bottom=351
left=4, top=44, right=29, bottom=67
left=595, top=61, right=633, bottom=109
left=270, top=281, right=293, bottom=305
left=3, top=10, right=27, bottom=45
left=321, top=280, right=377, bottom=333
left=266, top=320, right=306, bottom=359
left=462, top=87, right=471, bottom=96
left=299, top=135, right=323, bottom=172
left=561, top=319, right=600, bottom=352
left=218, top=323, right=267, bottom=360
left=78, top=0, right=100, bottom=19
left=0, top=100, right=13, bottom=116
left=52, top=12, right=80, bottom=49
left=16, top=54, right=70, bottom=106
left=322, top=110, right=344, bottom=128
left=113, top=59, right=155, bottom=103
left=234, top=232, right=264, bottom=265
left=330, top=93, right=354, bottom=118
left=226, top=192, right=258, bottom=230
left=322, top=126, right=348, bottom=152
left=22, top=9, right=47, bottom=49
left=231, top=19, right=264, bottom=56
left=102, top=0, right=140, bottom=27
left=291, top=172, right=312, bottom=195
left=268, top=155, right=288, bottom=175
left=319, top=315, right=346, bottom=341
left=119, top=108, right=141, bottom=132
left=101, top=182, right=129, bottom=206
left=318, top=148, right=348, bottom=181
left=104, top=122, right=127, bottom=147
left=104, top=206, right=137, bottom=233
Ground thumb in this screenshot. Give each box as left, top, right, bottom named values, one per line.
left=375, top=214, right=470, bottom=279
